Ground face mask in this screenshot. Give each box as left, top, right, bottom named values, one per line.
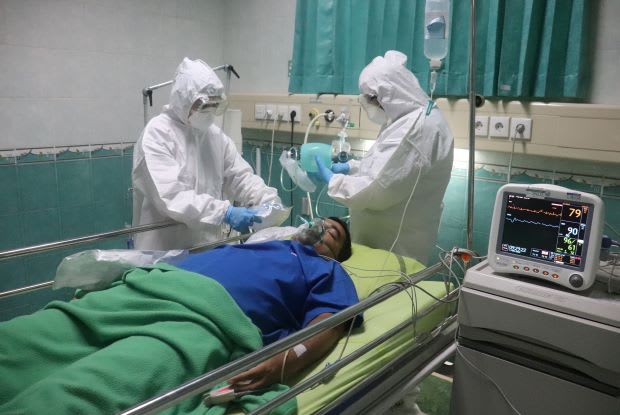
left=294, top=218, right=326, bottom=246
left=359, top=94, right=388, bottom=125
left=189, top=111, right=215, bottom=131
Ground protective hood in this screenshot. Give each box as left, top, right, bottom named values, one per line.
left=358, top=50, right=429, bottom=123
left=167, top=57, right=224, bottom=124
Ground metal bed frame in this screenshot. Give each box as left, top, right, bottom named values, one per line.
left=0, top=219, right=459, bottom=414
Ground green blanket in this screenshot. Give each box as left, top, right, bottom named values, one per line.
left=0, top=264, right=296, bottom=415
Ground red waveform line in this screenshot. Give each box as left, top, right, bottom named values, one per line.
left=507, top=205, right=561, bottom=217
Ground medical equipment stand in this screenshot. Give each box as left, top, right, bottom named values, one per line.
left=450, top=261, right=620, bottom=414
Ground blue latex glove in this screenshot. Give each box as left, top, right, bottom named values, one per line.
left=331, top=162, right=350, bottom=175
left=224, top=207, right=262, bottom=234
left=314, top=156, right=334, bottom=183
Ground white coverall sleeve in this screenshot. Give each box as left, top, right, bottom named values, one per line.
left=347, top=159, right=361, bottom=175
left=221, top=136, right=281, bottom=207
left=328, top=131, right=433, bottom=212
left=140, top=128, right=231, bottom=227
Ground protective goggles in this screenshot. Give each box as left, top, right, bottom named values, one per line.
left=192, top=95, right=228, bottom=116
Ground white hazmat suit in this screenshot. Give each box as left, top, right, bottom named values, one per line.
left=132, top=58, right=281, bottom=250
left=327, top=51, right=453, bottom=263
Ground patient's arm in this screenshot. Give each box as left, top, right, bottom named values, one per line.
left=229, top=313, right=346, bottom=391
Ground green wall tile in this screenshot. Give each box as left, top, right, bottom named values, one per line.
left=57, top=160, right=93, bottom=207
left=60, top=205, right=96, bottom=239
left=602, top=197, right=620, bottom=239
left=441, top=176, right=467, bottom=228
left=18, top=162, right=57, bottom=211
left=0, top=258, right=26, bottom=291
left=0, top=166, right=20, bottom=214
left=473, top=180, right=504, bottom=234
left=24, top=251, right=65, bottom=285
left=92, top=157, right=125, bottom=203
left=93, top=201, right=126, bottom=233
left=121, top=155, right=133, bottom=194
left=0, top=214, right=24, bottom=250
left=21, top=209, right=60, bottom=246
left=555, top=179, right=601, bottom=195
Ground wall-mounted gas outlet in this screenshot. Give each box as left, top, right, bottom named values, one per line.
left=510, top=117, right=532, bottom=140
left=475, top=116, right=489, bottom=137
left=490, top=116, right=510, bottom=138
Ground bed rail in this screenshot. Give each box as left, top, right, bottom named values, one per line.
left=249, top=294, right=459, bottom=415
left=0, top=229, right=249, bottom=300
left=119, top=261, right=448, bottom=415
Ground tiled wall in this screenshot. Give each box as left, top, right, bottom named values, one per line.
left=2, top=137, right=620, bottom=322
left=0, top=146, right=134, bottom=320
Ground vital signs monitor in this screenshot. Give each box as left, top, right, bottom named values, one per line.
left=488, top=184, right=604, bottom=291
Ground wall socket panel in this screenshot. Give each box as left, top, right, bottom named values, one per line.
left=510, top=117, right=532, bottom=140
left=490, top=116, right=510, bottom=138
left=475, top=116, right=489, bottom=136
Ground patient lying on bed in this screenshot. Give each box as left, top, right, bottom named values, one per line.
left=0, top=217, right=361, bottom=414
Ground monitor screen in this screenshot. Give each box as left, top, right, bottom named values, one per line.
left=497, top=192, right=593, bottom=270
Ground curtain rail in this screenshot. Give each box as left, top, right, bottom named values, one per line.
left=119, top=261, right=446, bottom=415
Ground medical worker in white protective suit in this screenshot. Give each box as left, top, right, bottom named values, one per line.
left=132, top=58, right=282, bottom=250
left=315, top=51, right=453, bottom=263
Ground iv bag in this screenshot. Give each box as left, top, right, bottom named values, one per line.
left=424, top=0, right=451, bottom=61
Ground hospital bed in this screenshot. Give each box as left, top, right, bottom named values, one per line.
left=0, top=230, right=460, bottom=415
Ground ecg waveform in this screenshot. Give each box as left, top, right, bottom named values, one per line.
left=507, top=205, right=561, bottom=217
left=505, top=217, right=559, bottom=228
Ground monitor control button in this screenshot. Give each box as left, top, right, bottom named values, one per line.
left=513, top=265, right=519, bottom=270
left=552, top=273, right=560, bottom=279
left=569, top=274, right=584, bottom=288
left=533, top=268, right=539, bottom=273
left=542, top=270, right=549, bottom=276
left=523, top=267, right=530, bottom=271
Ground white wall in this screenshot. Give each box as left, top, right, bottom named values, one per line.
left=0, top=0, right=226, bottom=149
left=591, top=0, right=620, bottom=104
left=222, top=0, right=295, bottom=94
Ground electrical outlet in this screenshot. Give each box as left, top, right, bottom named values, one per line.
left=510, top=117, right=532, bottom=140
left=475, top=115, right=489, bottom=137
left=490, top=116, right=510, bottom=138
left=264, top=104, right=276, bottom=120
left=276, top=105, right=289, bottom=121
left=288, top=105, right=301, bottom=123
left=254, top=104, right=266, bottom=120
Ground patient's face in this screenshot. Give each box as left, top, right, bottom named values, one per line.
left=314, top=219, right=346, bottom=260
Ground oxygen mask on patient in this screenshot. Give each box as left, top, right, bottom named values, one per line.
left=293, top=218, right=327, bottom=246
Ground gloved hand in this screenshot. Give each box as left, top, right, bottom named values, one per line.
left=331, top=162, right=350, bottom=174
left=224, top=207, right=262, bottom=234
left=314, top=156, right=334, bottom=183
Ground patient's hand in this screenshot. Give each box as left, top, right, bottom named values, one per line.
left=229, top=353, right=285, bottom=391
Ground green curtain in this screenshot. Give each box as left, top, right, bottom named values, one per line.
left=289, top=0, right=593, bottom=101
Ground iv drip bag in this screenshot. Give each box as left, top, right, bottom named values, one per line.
left=424, top=0, right=451, bottom=62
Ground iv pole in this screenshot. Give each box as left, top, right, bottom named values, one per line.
left=466, top=0, right=477, bottom=251
left=141, top=64, right=240, bottom=126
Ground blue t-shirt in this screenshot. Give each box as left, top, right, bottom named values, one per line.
left=176, top=240, right=361, bottom=345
